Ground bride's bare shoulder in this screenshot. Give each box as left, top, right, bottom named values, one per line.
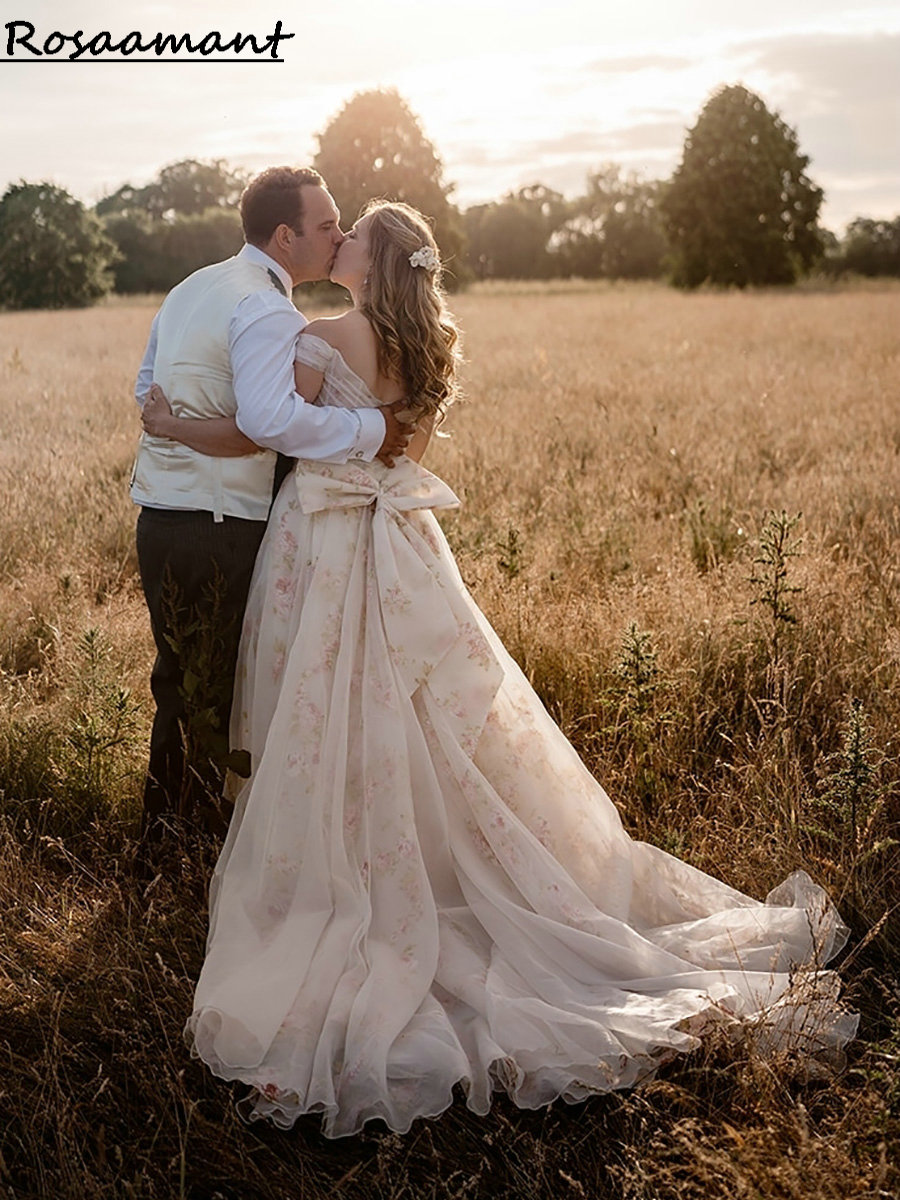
left=302, top=310, right=374, bottom=352
left=303, top=310, right=379, bottom=386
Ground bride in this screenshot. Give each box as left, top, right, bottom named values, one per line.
left=143, top=200, right=857, bottom=1139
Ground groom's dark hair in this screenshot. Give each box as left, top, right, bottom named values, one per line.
left=240, top=167, right=326, bottom=245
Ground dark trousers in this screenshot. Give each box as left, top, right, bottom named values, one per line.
left=136, top=507, right=266, bottom=842
left=272, top=451, right=295, bottom=499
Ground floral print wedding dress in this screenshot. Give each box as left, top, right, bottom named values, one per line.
left=185, top=334, right=857, bottom=1138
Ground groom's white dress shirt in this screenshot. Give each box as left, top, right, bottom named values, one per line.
left=133, top=244, right=385, bottom=519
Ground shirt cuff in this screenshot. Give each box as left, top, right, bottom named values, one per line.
left=351, top=408, right=387, bottom=462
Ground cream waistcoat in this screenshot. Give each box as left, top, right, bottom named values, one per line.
left=130, top=255, right=280, bottom=522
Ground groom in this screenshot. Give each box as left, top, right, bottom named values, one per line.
left=131, top=166, right=410, bottom=847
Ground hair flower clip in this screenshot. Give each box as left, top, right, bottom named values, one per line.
left=409, top=245, right=440, bottom=272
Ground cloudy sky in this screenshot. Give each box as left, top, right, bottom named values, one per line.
left=2, top=0, right=898, bottom=232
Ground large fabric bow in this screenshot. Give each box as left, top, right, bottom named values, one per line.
left=294, top=461, right=503, bottom=755
left=295, top=460, right=460, bottom=521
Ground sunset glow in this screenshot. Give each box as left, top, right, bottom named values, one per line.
left=1, top=0, right=898, bottom=231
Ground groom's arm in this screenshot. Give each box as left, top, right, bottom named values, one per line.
left=134, top=311, right=160, bottom=403
left=229, top=293, right=385, bottom=463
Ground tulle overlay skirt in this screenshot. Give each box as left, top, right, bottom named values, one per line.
left=185, top=458, right=857, bottom=1138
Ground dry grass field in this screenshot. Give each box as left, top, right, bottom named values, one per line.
left=0, top=281, right=898, bottom=1199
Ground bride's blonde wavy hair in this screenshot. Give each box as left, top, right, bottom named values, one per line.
left=359, top=200, right=461, bottom=424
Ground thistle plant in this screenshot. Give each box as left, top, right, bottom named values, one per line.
left=497, top=525, right=527, bottom=651
left=608, top=623, right=674, bottom=814
left=497, top=525, right=523, bottom=583
left=616, top=622, right=659, bottom=721
left=749, top=510, right=804, bottom=665
left=812, top=698, right=898, bottom=863
left=63, top=626, right=142, bottom=810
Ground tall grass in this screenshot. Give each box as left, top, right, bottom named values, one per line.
left=0, top=281, right=897, bottom=1198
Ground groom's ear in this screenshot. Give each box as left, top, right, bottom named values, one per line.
left=267, top=223, right=298, bottom=255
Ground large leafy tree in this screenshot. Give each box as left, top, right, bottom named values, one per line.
left=839, top=216, right=900, bottom=277
left=96, top=158, right=249, bottom=219
left=314, top=89, right=465, bottom=281
left=661, top=85, right=824, bottom=287
left=464, top=185, right=569, bottom=279
left=554, top=165, right=667, bottom=279
left=97, top=158, right=247, bottom=292
left=0, top=182, right=117, bottom=309
left=102, top=208, right=243, bottom=293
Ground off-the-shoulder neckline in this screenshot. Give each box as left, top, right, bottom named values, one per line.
left=297, top=331, right=383, bottom=408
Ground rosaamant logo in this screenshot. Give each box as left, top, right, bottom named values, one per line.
left=3, top=19, right=295, bottom=61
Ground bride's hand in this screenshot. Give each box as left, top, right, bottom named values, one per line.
left=376, top=400, right=415, bottom=467
left=141, top=383, right=175, bottom=438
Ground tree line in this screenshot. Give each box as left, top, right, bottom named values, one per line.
left=1, top=85, right=898, bottom=310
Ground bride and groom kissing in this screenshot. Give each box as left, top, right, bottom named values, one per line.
left=131, top=165, right=856, bottom=1139
left=132, top=166, right=413, bottom=844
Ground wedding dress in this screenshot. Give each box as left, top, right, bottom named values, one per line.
left=185, top=334, right=857, bottom=1138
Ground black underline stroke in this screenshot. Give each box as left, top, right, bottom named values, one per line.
left=1, top=57, right=285, bottom=63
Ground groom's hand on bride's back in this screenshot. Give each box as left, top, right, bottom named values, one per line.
left=376, top=401, right=413, bottom=467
